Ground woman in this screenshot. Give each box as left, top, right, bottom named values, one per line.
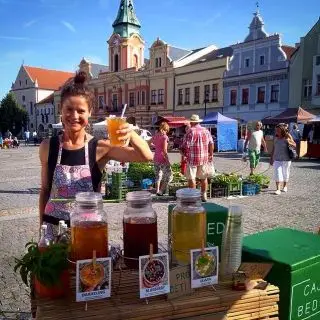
left=270, top=124, right=296, bottom=195
left=39, top=72, right=153, bottom=239
left=150, top=122, right=173, bottom=196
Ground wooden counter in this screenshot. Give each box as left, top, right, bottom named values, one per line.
left=33, top=270, right=279, bottom=320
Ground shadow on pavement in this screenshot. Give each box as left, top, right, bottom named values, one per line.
left=0, top=188, right=40, bottom=195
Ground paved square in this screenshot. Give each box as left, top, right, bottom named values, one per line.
left=0, top=146, right=319, bottom=315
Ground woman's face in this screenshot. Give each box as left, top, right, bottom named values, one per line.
left=61, top=96, right=91, bottom=132
left=276, top=127, right=283, bottom=138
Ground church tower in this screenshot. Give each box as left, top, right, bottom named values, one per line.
left=244, top=6, right=269, bottom=42
left=108, top=0, right=145, bottom=72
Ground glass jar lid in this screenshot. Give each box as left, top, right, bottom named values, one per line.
left=176, top=188, right=201, bottom=199
left=75, top=192, right=103, bottom=208
left=126, top=191, right=151, bottom=202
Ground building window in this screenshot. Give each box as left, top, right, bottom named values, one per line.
left=151, top=90, right=157, bottom=104
left=204, top=85, right=210, bottom=102
left=30, top=102, right=33, bottom=115
left=45, top=114, right=49, bottom=124
left=230, top=90, right=237, bottom=106
left=212, top=84, right=218, bottom=102
left=257, top=86, right=265, bottom=103
left=98, top=95, right=104, bottom=109
left=159, top=57, right=162, bottom=67
left=245, top=58, right=250, bottom=68
left=114, top=54, right=119, bottom=72
left=303, top=80, right=312, bottom=99
left=112, top=94, right=118, bottom=111
left=270, top=84, right=280, bottom=102
left=317, top=75, right=320, bottom=95
left=242, top=88, right=249, bottom=105
left=316, top=56, right=320, bottom=66
left=260, top=55, right=265, bottom=65
left=178, top=89, right=183, bottom=105
left=25, top=80, right=27, bottom=85
left=137, top=91, right=140, bottom=105
left=129, top=92, right=135, bottom=107
left=19, top=80, right=22, bottom=86
left=158, top=89, right=164, bottom=104
left=141, top=91, right=146, bottom=105
left=134, top=54, right=138, bottom=68
left=185, top=88, right=190, bottom=104
left=22, top=95, right=25, bottom=102
left=155, top=58, right=158, bottom=68
left=51, top=108, right=54, bottom=115
left=194, top=86, right=200, bottom=104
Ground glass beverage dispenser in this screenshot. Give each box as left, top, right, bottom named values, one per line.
left=123, top=191, right=158, bottom=269
left=171, top=188, right=206, bottom=265
left=71, top=192, right=108, bottom=261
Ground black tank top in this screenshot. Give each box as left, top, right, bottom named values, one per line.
left=47, top=136, right=102, bottom=193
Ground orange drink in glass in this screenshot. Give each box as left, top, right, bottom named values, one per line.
left=106, top=116, right=127, bottom=146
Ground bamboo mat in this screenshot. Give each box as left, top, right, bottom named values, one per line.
left=34, top=270, right=279, bottom=320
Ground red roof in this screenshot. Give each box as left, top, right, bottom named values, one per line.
left=24, top=66, right=74, bottom=90
left=281, top=45, right=296, bottom=59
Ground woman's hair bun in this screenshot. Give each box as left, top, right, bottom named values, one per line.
left=74, top=71, right=87, bottom=85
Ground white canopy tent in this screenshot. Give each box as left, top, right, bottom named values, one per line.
left=52, top=122, right=63, bottom=129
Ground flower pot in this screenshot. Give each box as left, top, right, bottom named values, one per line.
left=34, top=270, right=70, bottom=299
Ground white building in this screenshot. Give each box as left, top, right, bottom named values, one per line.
left=35, top=93, right=56, bottom=137
left=10, top=65, right=74, bottom=132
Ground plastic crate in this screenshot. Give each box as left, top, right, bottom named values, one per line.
left=227, top=181, right=242, bottom=197
left=211, top=185, right=227, bottom=198
left=242, top=183, right=258, bottom=196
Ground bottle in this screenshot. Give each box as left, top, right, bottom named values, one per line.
left=220, top=205, right=243, bottom=279
left=123, top=191, right=158, bottom=269
left=70, top=192, right=108, bottom=261
left=38, top=224, right=50, bottom=252
left=58, top=224, right=70, bottom=245
left=171, top=188, right=206, bottom=266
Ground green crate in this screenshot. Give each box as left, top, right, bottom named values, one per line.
left=227, top=181, right=242, bottom=197
left=242, top=228, right=320, bottom=320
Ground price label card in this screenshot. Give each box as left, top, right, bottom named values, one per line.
left=191, top=247, right=219, bottom=289
left=168, top=265, right=193, bottom=300
left=139, top=253, right=170, bottom=299
left=76, top=257, right=111, bottom=302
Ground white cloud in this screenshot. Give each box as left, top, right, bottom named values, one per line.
left=24, top=19, right=38, bottom=28
left=85, top=55, right=104, bottom=64
left=61, top=21, right=76, bottom=33
left=0, top=36, right=33, bottom=41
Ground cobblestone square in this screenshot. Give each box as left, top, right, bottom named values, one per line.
left=0, top=146, right=319, bottom=317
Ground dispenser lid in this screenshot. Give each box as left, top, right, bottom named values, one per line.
left=75, top=192, right=102, bottom=204
left=126, top=191, right=151, bottom=202
left=176, top=188, right=201, bottom=199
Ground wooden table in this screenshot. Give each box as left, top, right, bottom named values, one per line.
left=33, top=271, right=279, bottom=320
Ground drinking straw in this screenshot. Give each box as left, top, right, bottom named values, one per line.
left=92, top=250, right=96, bottom=267
left=121, top=103, right=127, bottom=118
left=201, top=239, right=205, bottom=256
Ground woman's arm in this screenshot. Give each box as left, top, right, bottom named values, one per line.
left=39, top=139, right=51, bottom=225
left=163, top=137, right=170, bottom=163
left=97, top=124, right=153, bottom=168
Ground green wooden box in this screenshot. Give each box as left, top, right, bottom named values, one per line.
left=168, top=203, right=229, bottom=254
left=242, top=228, right=320, bottom=320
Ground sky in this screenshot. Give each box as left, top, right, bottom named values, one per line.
left=0, top=0, right=319, bottom=100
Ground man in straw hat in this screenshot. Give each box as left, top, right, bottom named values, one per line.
left=181, top=114, right=214, bottom=202
left=245, top=121, right=268, bottom=175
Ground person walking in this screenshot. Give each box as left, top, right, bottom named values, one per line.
left=181, top=114, right=214, bottom=202
left=24, top=130, right=30, bottom=146
left=270, top=123, right=296, bottom=195
left=0, top=133, right=3, bottom=149
left=150, top=122, right=173, bottom=196
left=290, top=124, right=301, bottom=145
left=39, top=71, right=153, bottom=239
left=245, top=121, right=268, bottom=175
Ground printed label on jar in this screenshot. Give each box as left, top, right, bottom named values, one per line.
left=139, top=253, right=170, bottom=299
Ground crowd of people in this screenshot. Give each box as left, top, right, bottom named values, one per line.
left=0, top=130, right=20, bottom=149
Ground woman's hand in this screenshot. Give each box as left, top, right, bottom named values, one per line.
left=116, top=123, right=133, bottom=145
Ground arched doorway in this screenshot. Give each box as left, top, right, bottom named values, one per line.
left=133, top=54, right=138, bottom=68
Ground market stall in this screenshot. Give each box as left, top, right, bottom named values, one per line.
left=305, top=116, right=320, bottom=158
left=202, top=112, right=238, bottom=152
left=262, top=107, right=315, bottom=157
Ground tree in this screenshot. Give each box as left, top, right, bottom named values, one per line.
left=0, top=93, right=29, bottom=136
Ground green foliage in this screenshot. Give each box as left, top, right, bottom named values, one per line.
left=127, top=162, right=155, bottom=182
left=211, top=173, right=241, bottom=187
left=14, top=241, right=69, bottom=288
left=0, top=93, right=28, bottom=135
left=244, top=174, right=270, bottom=187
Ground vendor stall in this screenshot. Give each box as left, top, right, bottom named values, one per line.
left=262, top=107, right=315, bottom=157
left=305, top=116, right=320, bottom=158
left=202, top=112, right=238, bottom=152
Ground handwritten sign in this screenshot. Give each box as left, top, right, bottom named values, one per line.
left=139, top=253, right=170, bottom=299
left=167, top=265, right=192, bottom=300
left=238, top=262, right=273, bottom=280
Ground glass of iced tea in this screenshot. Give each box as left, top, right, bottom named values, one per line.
left=107, top=116, right=127, bottom=146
